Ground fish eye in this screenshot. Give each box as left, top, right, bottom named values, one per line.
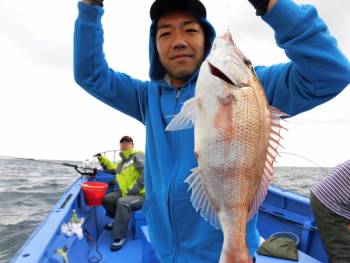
left=243, top=58, right=252, bottom=66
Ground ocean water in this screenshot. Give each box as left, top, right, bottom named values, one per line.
left=0, top=159, right=78, bottom=263
left=0, top=158, right=332, bottom=263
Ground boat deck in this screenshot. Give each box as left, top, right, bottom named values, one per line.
left=81, top=225, right=322, bottom=263
left=10, top=175, right=326, bottom=263
left=93, top=230, right=144, bottom=263
left=143, top=225, right=321, bottom=263
left=81, top=173, right=325, bottom=262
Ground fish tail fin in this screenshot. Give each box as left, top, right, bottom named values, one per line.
left=219, top=249, right=253, bottom=263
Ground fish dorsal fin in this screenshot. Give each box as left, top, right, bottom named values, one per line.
left=165, top=97, right=198, bottom=131
left=247, top=106, right=289, bottom=220
left=185, top=167, right=221, bottom=230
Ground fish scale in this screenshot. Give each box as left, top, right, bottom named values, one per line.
left=166, top=32, right=286, bottom=263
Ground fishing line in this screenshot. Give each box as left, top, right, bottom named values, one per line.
left=278, top=151, right=329, bottom=176
left=225, top=0, right=231, bottom=33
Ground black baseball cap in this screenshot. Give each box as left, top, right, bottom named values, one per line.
left=150, top=0, right=207, bottom=21
left=119, top=136, right=134, bottom=143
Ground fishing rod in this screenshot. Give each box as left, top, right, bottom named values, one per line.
left=97, top=149, right=121, bottom=155
left=93, top=149, right=121, bottom=163
left=0, top=155, right=97, bottom=178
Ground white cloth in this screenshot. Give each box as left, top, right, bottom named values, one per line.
left=61, top=218, right=85, bottom=239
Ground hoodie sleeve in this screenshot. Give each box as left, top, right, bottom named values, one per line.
left=256, top=0, right=350, bottom=116
left=73, top=2, right=147, bottom=123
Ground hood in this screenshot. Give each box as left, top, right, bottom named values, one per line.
left=120, top=149, right=138, bottom=160
left=148, top=16, right=216, bottom=84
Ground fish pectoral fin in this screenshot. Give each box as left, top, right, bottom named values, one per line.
left=165, top=97, right=198, bottom=131
left=185, top=168, right=221, bottom=230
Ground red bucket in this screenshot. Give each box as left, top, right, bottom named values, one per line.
left=81, top=182, right=108, bottom=207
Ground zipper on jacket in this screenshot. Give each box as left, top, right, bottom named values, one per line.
left=168, top=166, right=180, bottom=263
left=176, top=88, right=181, bottom=100
left=168, top=87, right=184, bottom=262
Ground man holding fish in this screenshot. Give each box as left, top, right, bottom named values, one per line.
left=74, top=0, right=350, bottom=262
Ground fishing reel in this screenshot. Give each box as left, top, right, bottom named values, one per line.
left=74, top=166, right=97, bottom=179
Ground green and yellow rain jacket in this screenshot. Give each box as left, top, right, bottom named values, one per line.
left=98, top=149, right=145, bottom=197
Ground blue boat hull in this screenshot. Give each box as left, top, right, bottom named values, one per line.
left=10, top=171, right=328, bottom=263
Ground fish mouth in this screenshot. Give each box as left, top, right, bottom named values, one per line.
left=208, top=62, right=234, bottom=85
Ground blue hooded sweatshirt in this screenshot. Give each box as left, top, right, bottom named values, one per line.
left=74, top=0, right=350, bottom=262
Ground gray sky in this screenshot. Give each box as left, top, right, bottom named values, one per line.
left=0, top=0, right=349, bottom=167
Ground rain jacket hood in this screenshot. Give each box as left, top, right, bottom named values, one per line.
left=120, top=148, right=139, bottom=160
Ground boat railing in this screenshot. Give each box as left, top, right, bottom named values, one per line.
left=98, top=149, right=121, bottom=163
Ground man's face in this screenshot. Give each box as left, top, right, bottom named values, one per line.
left=156, top=11, right=205, bottom=87
left=120, top=142, right=133, bottom=151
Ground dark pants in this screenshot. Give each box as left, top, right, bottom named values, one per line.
left=102, top=191, right=145, bottom=240
left=310, top=193, right=350, bottom=263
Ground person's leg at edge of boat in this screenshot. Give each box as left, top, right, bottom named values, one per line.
left=110, top=195, right=145, bottom=251
left=310, top=193, right=350, bottom=263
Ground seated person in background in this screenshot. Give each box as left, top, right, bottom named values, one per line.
left=95, top=135, right=145, bottom=251
left=310, top=160, right=350, bottom=263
